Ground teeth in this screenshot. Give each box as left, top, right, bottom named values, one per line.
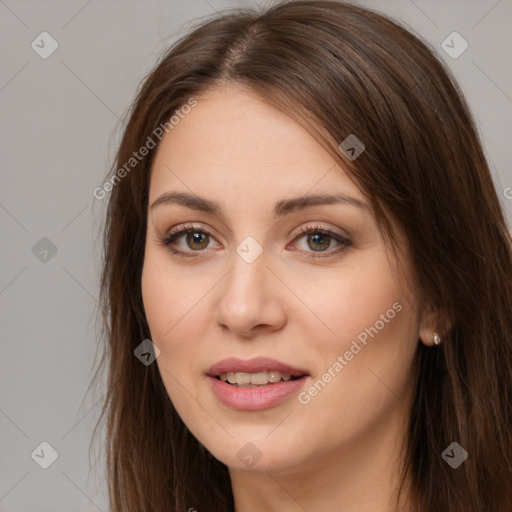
left=238, top=372, right=251, bottom=385
left=268, top=371, right=281, bottom=383
left=251, top=371, right=268, bottom=385
left=218, top=371, right=297, bottom=387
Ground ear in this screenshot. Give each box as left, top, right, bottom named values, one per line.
left=418, top=306, right=452, bottom=347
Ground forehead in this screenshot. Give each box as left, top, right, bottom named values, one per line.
left=149, top=85, right=362, bottom=204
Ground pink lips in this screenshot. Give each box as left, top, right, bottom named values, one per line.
left=207, top=357, right=309, bottom=411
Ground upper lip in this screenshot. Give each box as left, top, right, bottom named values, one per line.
left=207, top=357, right=309, bottom=377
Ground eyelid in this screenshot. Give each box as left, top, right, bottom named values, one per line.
left=168, top=222, right=218, bottom=239
left=159, top=222, right=220, bottom=248
left=291, top=223, right=352, bottom=245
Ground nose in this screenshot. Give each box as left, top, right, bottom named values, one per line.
left=214, top=247, right=287, bottom=339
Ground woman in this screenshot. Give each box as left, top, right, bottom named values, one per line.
left=93, top=1, right=512, bottom=510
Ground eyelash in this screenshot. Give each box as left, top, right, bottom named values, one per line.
left=157, top=223, right=352, bottom=260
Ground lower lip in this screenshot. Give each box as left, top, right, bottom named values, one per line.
left=208, top=376, right=308, bottom=411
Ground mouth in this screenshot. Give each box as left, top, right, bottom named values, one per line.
left=206, top=357, right=310, bottom=410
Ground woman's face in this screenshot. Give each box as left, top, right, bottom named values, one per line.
left=141, top=84, right=423, bottom=474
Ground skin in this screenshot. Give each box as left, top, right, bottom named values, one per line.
left=141, top=83, right=439, bottom=512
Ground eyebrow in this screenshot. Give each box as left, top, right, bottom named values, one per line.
left=150, top=191, right=370, bottom=217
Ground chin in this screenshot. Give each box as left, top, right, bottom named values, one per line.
left=200, top=431, right=308, bottom=473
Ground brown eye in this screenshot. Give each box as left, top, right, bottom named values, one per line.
left=291, top=225, right=352, bottom=260
left=305, top=232, right=332, bottom=251
left=184, top=231, right=209, bottom=250
left=160, top=226, right=217, bottom=257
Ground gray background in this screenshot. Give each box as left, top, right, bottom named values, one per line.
left=1, top=0, right=511, bottom=510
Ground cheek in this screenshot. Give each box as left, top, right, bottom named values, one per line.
left=142, top=259, right=207, bottom=426
left=298, top=252, right=418, bottom=411
left=141, top=251, right=201, bottom=340
left=141, top=251, right=211, bottom=377
left=299, top=251, right=411, bottom=356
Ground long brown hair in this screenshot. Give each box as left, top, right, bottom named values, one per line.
left=92, top=1, right=512, bottom=510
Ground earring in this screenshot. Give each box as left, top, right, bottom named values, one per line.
left=433, top=331, right=442, bottom=346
